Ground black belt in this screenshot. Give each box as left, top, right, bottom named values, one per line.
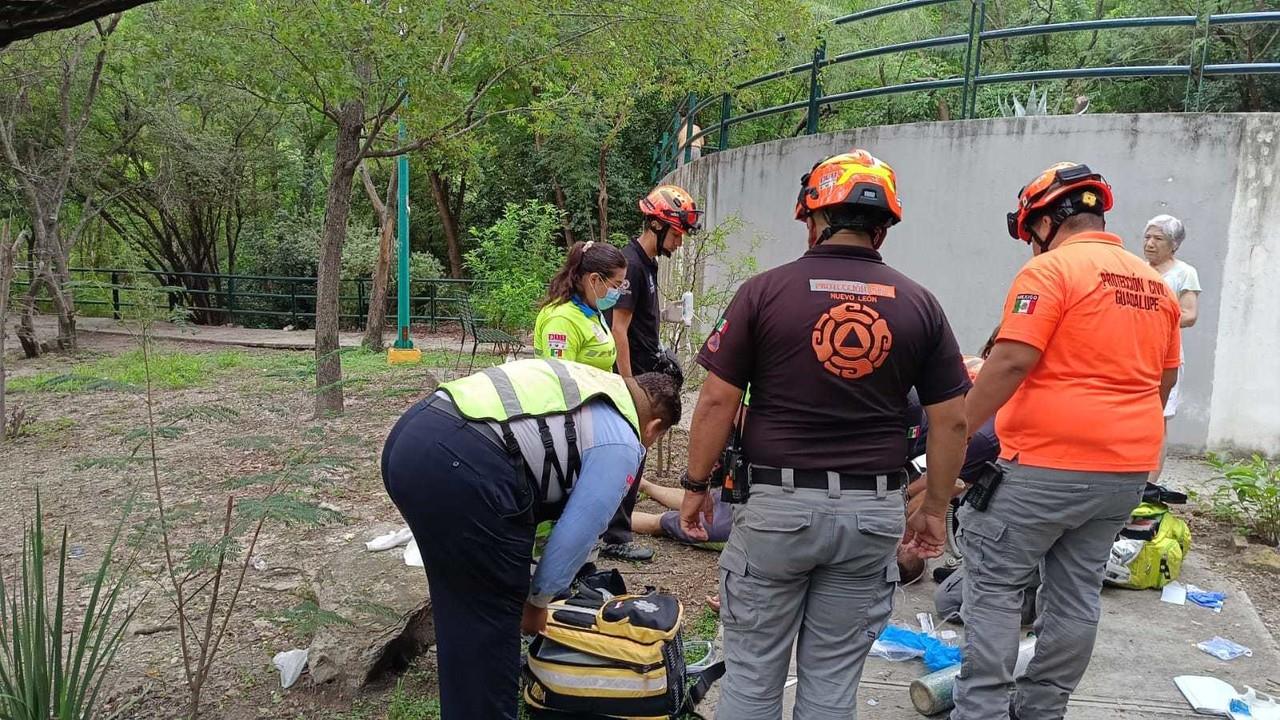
left=748, top=465, right=906, bottom=492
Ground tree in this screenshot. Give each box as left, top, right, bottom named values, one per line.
left=0, top=0, right=156, bottom=46
left=358, top=160, right=396, bottom=350
left=184, top=0, right=796, bottom=415
left=0, top=15, right=122, bottom=356
left=0, top=221, right=18, bottom=442
left=94, top=76, right=284, bottom=323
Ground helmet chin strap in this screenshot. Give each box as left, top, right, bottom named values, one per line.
left=1030, top=215, right=1064, bottom=253
left=813, top=212, right=888, bottom=249
left=650, top=220, right=672, bottom=257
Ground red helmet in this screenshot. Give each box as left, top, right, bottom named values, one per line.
left=795, top=149, right=902, bottom=225
left=1007, top=162, right=1113, bottom=243
left=639, top=185, right=702, bottom=236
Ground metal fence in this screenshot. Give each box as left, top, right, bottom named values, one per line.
left=9, top=266, right=485, bottom=329
left=654, top=0, right=1280, bottom=178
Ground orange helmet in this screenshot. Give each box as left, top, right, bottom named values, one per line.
left=794, top=149, right=902, bottom=225
left=639, top=185, right=702, bottom=236
left=1007, top=162, right=1113, bottom=244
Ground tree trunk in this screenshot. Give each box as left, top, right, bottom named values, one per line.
left=429, top=170, right=465, bottom=279
left=314, top=100, right=363, bottom=417
left=48, top=248, right=75, bottom=349
left=596, top=146, right=610, bottom=243
left=551, top=180, right=575, bottom=246
left=362, top=168, right=396, bottom=352
left=0, top=224, right=18, bottom=442
left=16, top=283, right=40, bottom=358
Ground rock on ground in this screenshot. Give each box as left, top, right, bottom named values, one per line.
left=306, top=524, right=434, bottom=692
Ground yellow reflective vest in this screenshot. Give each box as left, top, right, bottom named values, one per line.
left=440, top=359, right=640, bottom=439
left=533, top=299, right=617, bottom=372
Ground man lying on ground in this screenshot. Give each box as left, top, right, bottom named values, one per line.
left=630, top=478, right=730, bottom=548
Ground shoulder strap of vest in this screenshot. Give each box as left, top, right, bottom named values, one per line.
left=564, top=412, right=582, bottom=488
left=536, top=417, right=574, bottom=501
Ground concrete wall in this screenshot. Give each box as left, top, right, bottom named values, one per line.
left=663, top=113, right=1279, bottom=453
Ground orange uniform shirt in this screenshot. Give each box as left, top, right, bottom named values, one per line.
left=995, top=231, right=1181, bottom=472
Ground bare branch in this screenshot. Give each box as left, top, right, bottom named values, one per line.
left=358, top=161, right=386, bottom=218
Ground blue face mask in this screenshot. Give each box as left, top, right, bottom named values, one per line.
left=596, top=286, right=622, bottom=311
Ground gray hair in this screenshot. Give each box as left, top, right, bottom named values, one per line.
left=1145, top=214, right=1186, bottom=250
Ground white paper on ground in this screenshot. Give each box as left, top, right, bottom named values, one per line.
left=1172, top=676, right=1280, bottom=719
left=1162, top=581, right=1187, bottom=605
left=403, top=539, right=424, bottom=567
left=366, top=527, right=414, bottom=552
left=272, top=648, right=308, bottom=689
left=918, top=612, right=936, bottom=635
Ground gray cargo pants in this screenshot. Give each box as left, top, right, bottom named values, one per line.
left=716, top=482, right=903, bottom=720
left=950, top=460, right=1145, bottom=720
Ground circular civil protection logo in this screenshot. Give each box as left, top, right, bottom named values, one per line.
left=811, top=301, right=893, bottom=379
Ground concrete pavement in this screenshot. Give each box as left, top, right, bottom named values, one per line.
left=696, top=552, right=1280, bottom=719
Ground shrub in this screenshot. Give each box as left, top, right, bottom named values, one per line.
left=464, top=201, right=565, bottom=332
left=1204, top=452, right=1280, bottom=546
left=0, top=495, right=136, bottom=720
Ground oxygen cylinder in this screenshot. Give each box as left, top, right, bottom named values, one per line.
left=909, top=636, right=1036, bottom=716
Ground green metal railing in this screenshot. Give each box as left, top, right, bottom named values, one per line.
left=9, top=266, right=484, bottom=329
left=653, top=1, right=1280, bottom=178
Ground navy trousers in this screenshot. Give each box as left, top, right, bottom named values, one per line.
left=382, top=397, right=536, bottom=719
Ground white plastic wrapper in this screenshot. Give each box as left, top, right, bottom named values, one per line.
left=272, top=648, right=308, bottom=689
left=366, top=527, right=413, bottom=552
left=403, top=539, right=424, bottom=567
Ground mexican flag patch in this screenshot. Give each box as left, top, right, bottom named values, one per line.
left=1012, top=294, right=1039, bottom=315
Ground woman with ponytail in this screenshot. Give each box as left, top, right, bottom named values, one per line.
left=533, top=240, right=627, bottom=372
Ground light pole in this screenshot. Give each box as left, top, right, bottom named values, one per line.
left=387, top=114, right=422, bottom=364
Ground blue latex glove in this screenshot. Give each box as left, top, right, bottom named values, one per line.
left=878, top=625, right=963, bottom=672
left=1187, top=589, right=1226, bottom=611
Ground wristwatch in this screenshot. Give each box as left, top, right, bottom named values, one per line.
left=679, top=472, right=710, bottom=493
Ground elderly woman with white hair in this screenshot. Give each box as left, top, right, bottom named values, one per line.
left=1143, top=214, right=1201, bottom=482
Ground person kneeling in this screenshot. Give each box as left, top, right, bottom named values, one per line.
left=381, top=359, right=681, bottom=720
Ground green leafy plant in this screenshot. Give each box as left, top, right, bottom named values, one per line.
left=0, top=494, right=138, bottom=720
left=659, top=215, right=760, bottom=389
left=386, top=678, right=441, bottom=720
left=464, top=201, right=566, bottom=333
left=1204, top=452, right=1280, bottom=546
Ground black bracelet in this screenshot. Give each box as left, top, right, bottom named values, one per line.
left=680, top=472, right=710, bottom=493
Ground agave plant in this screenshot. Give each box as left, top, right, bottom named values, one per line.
left=0, top=494, right=137, bottom=720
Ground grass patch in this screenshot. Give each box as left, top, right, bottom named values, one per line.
left=6, top=345, right=502, bottom=396
left=387, top=679, right=441, bottom=720
left=687, top=607, right=719, bottom=642
left=7, top=348, right=245, bottom=393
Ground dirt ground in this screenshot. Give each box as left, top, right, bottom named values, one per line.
left=0, top=333, right=719, bottom=720
left=3, top=333, right=1276, bottom=719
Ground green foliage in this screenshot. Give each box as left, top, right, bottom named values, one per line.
left=660, top=216, right=760, bottom=387
left=387, top=680, right=442, bottom=720
left=686, top=607, right=720, bottom=643
left=0, top=495, right=137, bottom=720
left=1204, top=452, right=1280, bottom=546
left=267, top=600, right=353, bottom=638
left=161, top=404, right=241, bottom=424
left=73, top=456, right=149, bottom=471
left=235, top=493, right=346, bottom=527
left=464, top=201, right=566, bottom=332
left=182, top=536, right=242, bottom=574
